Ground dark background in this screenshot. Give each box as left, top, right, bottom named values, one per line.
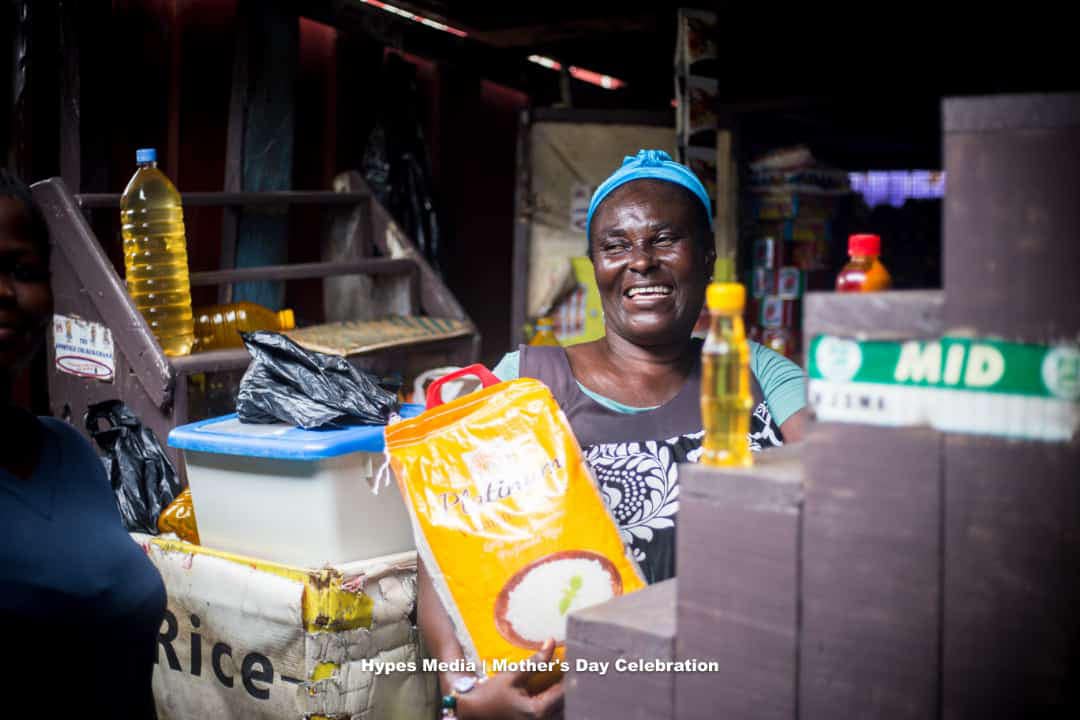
left=3, top=1, right=1077, bottom=411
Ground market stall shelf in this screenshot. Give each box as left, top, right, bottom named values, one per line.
left=34, top=177, right=479, bottom=477
left=286, top=315, right=473, bottom=357
left=563, top=94, right=1079, bottom=720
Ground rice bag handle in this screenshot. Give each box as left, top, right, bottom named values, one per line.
left=425, top=364, right=501, bottom=408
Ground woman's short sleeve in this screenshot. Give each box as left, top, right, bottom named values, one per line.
left=749, top=341, right=807, bottom=426
left=491, top=351, right=521, bottom=381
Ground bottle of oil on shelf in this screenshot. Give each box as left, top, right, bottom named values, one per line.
left=700, top=282, right=753, bottom=468
left=120, top=148, right=194, bottom=356
left=193, top=302, right=295, bottom=351
left=529, top=317, right=561, bottom=347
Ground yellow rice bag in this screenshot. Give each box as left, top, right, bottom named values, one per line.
left=385, top=367, right=645, bottom=672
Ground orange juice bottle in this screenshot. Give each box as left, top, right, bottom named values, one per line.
left=836, top=234, right=891, bottom=292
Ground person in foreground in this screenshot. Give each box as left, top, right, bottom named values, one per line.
left=0, top=169, right=166, bottom=717
left=417, top=150, right=807, bottom=719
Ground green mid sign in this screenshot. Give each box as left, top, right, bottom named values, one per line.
left=808, top=335, right=1080, bottom=441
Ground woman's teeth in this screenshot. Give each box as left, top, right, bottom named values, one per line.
left=626, top=285, right=672, bottom=298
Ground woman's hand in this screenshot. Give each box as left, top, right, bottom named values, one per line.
left=456, top=639, right=565, bottom=720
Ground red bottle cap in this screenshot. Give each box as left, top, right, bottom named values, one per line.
left=848, top=234, right=881, bottom=256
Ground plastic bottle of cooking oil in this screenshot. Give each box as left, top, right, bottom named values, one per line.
left=836, top=233, right=891, bottom=292
left=700, top=282, right=753, bottom=468
left=529, top=317, right=561, bottom=346
left=121, top=148, right=194, bottom=356
left=193, top=302, right=296, bottom=351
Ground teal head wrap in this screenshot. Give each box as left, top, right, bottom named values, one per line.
left=585, top=149, right=713, bottom=244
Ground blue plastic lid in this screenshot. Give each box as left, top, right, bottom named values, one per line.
left=168, top=404, right=423, bottom=460
left=136, top=148, right=157, bottom=164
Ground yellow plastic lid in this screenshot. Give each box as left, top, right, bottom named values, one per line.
left=705, top=282, right=745, bottom=313
left=536, top=316, right=554, bottom=327
left=277, top=308, right=296, bottom=330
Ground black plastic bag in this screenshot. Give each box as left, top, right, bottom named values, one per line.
left=361, top=53, right=442, bottom=274
left=85, top=400, right=182, bottom=534
left=236, top=331, right=400, bottom=429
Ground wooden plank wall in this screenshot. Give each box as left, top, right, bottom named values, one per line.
left=799, top=291, right=946, bottom=718
left=565, top=580, right=677, bottom=720
left=675, top=451, right=803, bottom=720
left=941, top=94, right=1080, bottom=719
left=225, top=1, right=297, bottom=309
left=800, top=424, right=942, bottom=719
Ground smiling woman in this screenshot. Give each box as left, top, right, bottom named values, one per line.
left=493, top=151, right=807, bottom=582
left=501, top=149, right=805, bottom=439
left=416, top=150, right=808, bottom=719
left=588, top=178, right=712, bottom=353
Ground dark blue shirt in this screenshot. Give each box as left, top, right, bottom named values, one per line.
left=0, top=413, right=166, bottom=717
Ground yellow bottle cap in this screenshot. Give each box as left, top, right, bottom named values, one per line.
left=278, top=308, right=296, bottom=330
left=537, top=317, right=554, bottom=327
left=705, top=282, right=745, bottom=313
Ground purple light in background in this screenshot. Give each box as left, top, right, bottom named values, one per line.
left=849, top=171, right=946, bottom=208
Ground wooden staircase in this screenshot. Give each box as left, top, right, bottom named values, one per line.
left=34, top=174, right=479, bottom=474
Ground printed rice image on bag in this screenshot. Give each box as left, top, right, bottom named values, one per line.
left=385, top=365, right=645, bottom=672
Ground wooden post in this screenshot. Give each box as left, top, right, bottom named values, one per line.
left=56, top=0, right=112, bottom=195
left=565, top=580, right=677, bottom=720
left=509, top=107, right=531, bottom=346
left=942, top=436, right=1080, bottom=718
left=799, top=291, right=945, bottom=719
left=675, top=450, right=803, bottom=720
left=800, top=423, right=943, bottom=720
left=9, top=0, right=55, bottom=179
left=223, top=1, right=297, bottom=308
left=942, top=94, right=1080, bottom=342
left=57, top=0, right=79, bottom=191
left=941, top=93, right=1080, bottom=718
left=713, top=115, right=737, bottom=281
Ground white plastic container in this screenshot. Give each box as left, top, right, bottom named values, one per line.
left=168, top=406, right=422, bottom=567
